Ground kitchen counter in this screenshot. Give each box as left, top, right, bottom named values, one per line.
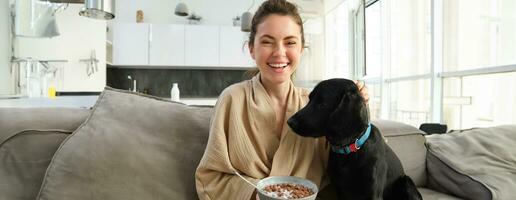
left=0, top=96, right=217, bottom=108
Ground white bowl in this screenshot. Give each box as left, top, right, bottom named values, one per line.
left=256, top=176, right=318, bottom=200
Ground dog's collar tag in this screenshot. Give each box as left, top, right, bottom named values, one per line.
left=331, top=123, right=372, bottom=155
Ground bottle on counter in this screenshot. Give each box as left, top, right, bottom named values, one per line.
left=171, top=83, right=180, bottom=102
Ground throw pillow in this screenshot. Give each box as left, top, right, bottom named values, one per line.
left=426, top=125, right=516, bottom=200
left=36, top=87, right=213, bottom=200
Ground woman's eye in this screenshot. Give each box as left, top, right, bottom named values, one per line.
left=286, top=41, right=296, bottom=45
left=261, top=40, right=272, bottom=44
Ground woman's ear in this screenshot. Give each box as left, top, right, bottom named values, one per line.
left=248, top=42, right=255, bottom=60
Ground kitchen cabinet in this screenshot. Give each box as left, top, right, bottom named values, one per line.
left=112, top=23, right=149, bottom=65
left=149, top=24, right=185, bottom=66
left=219, top=26, right=254, bottom=67
left=184, top=25, right=220, bottom=67
left=112, top=24, right=253, bottom=68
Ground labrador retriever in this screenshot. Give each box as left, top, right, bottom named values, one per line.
left=287, top=78, right=422, bottom=200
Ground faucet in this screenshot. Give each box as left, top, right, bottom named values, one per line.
left=127, top=75, right=137, bottom=92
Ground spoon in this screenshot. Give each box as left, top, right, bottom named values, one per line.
left=233, top=169, right=260, bottom=190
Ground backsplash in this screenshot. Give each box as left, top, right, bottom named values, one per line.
left=107, top=68, right=249, bottom=98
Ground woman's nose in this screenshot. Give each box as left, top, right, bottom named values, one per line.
left=272, top=44, right=287, bottom=56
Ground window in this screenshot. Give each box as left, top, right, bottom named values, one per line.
left=390, top=79, right=431, bottom=127
left=365, top=1, right=382, bottom=78
left=443, top=72, right=516, bottom=130
left=365, top=0, right=432, bottom=127
left=441, top=0, right=516, bottom=129
left=443, top=0, right=516, bottom=71
left=296, top=0, right=362, bottom=88
left=387, top=0, right=431, bottom=78
left=365, top=0, right=516, bottom=129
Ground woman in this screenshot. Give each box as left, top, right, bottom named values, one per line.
left=195, top=0, right=369, bottom=199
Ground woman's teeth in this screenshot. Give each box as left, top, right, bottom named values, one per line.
left=268, top=63, right=289, bottom=68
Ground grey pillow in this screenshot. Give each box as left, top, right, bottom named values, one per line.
left=37, top=87, right=213, bottom=200
left=426, top=152, right=491, bottom=200
left=372, top=120, right=427, bottom=187
left=426, top=126, right=516, bottom=200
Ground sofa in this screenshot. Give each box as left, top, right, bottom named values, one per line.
left=1, top=87, right=514, bottom=200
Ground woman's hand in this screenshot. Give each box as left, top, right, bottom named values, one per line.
left=354, top=80, right=369, bottom=104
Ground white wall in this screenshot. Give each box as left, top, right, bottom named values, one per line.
left=0, top=0, right=12, bottom=95
left=110, top=0, right=322, bottom=25
left=112, top=0, right=264, bottom=26
left=16, top=4, right=106, bottom=92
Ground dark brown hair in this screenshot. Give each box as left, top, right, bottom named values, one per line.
left=245, top=0, right=304, bottom=78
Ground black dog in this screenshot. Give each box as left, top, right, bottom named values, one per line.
left=287, top=79, right=422, bottom=200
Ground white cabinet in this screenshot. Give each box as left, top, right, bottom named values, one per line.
left=184, top=25, right=220, bottom=66
left=149, top=24, right=185, bottom=66
left=219, top=26, right=254, bottom=68
left=112, top=23, right=149, bottom=65
left=112, top=24, right=253, bottom=68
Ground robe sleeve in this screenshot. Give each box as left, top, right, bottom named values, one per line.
left=195, top=88, right=258, bottom=200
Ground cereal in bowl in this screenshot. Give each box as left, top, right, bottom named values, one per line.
left=263, top=183, right=314, bottom=199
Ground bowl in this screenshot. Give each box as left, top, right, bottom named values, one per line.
left=256, top=176, right=318, bottom=200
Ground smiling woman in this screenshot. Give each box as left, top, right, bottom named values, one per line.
left=195, top=1, right=369, bottom=200
left=194, top=1, right=333, bottom=200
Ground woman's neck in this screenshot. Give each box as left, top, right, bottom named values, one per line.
left=260, top=77, right=291, bottom=104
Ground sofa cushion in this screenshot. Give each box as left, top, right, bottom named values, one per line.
left=417, top=188, right=461, bottom=200
left=36, top=87, right=213, bottom=200
left=426, top=125, right=516, bottom=200
left=0, top=108, right=90, bottom=200
left=372, top=120, right=427, bottom=187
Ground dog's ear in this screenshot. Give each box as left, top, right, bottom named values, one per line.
left=327, top=90, right=369, bottom=134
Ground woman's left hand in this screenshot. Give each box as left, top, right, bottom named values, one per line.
left=354, top=80, right=369, bottom=104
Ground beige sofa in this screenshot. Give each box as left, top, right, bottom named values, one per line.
left=1, top=87, right=496, bottom=200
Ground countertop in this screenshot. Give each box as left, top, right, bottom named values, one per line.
left=0, top=96, right=217, bottom=108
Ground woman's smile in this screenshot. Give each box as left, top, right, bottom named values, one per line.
left=267, top=62, right=290, bottom=73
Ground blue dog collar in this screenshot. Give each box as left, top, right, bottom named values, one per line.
left=331, top=123, right=372, bottom=155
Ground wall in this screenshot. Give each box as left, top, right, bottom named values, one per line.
left=0, top=0, right=11, bottom=95
left=16, top=4, right=106, bottom=92
left=112, top=0, right=260, bottom=25
left=110, top=0, right=322, bottom=25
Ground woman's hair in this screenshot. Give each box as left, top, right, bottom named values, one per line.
left=244, top=0, right=304, bottom=79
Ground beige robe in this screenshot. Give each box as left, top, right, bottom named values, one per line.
left=195, top=74, right=330, bottom=200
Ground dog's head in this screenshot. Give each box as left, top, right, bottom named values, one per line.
left=287, top=79, right=369, bottom=144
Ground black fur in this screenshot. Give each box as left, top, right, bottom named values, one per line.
left=288, top=79, right=422, bottom=200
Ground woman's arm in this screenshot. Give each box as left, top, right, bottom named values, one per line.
left=195, top=167, right=258, bottom=200
left=195, top=88, right=258, bottom=200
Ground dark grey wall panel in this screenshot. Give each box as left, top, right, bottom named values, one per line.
left=107, top=68, right=249, bottom=98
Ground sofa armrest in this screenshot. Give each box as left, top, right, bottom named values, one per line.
left=0, top=107, right=91, bottom=144
left=372, top=120, right=428, bottom=187
left=0, top=107, right=91, bottom=200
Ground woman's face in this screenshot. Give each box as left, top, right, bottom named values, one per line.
left=250, top=14, right=303, bottom=85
